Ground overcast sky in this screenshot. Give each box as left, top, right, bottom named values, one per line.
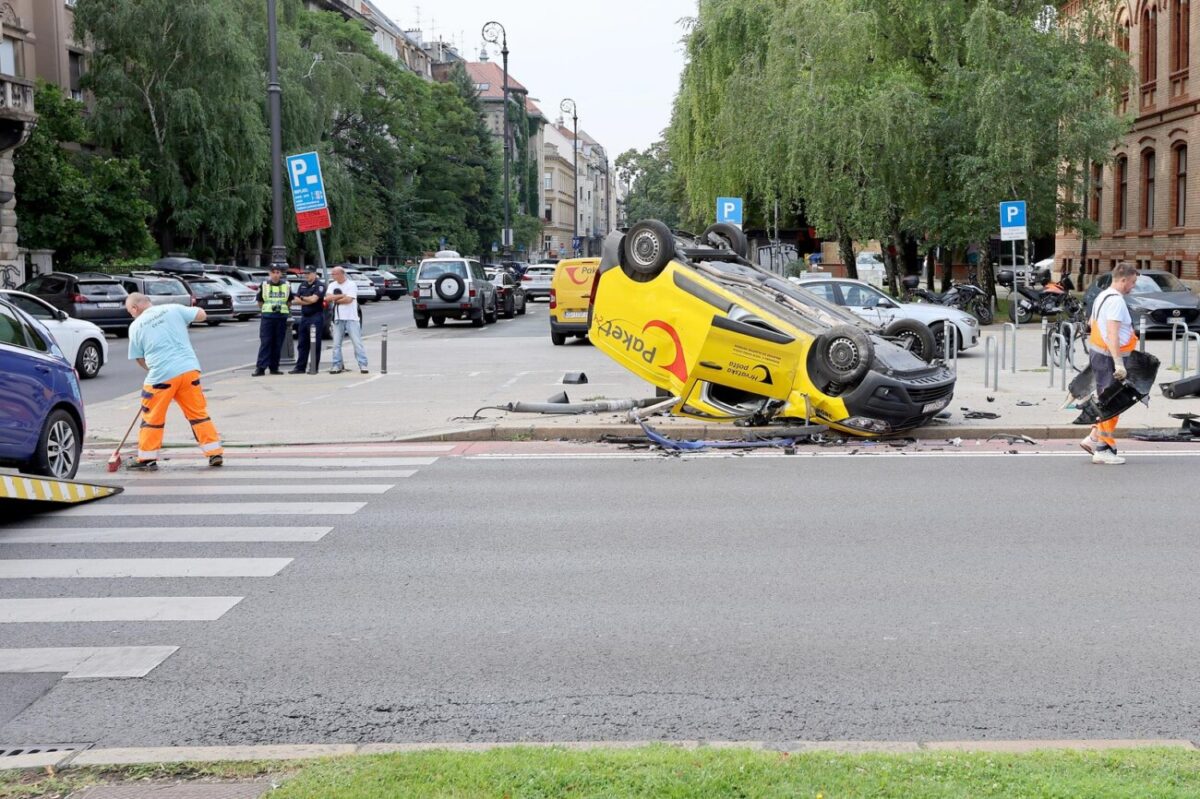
left=372, top=0, right=696, bottom=157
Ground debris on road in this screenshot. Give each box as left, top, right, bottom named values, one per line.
left=636, top=420, right=824, bottom=452
left=987, top=434, right=1039, bottom=446
left=963, top=411, right=1002, bottom=420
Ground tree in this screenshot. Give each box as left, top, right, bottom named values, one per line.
left=614, top=141, right=685, bottom=229
left=13, top=83, right=155, bottom=268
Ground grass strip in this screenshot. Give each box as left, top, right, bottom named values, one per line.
left=5, top=747, right=1200, bottom=798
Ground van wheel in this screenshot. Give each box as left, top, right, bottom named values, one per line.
left=551, top=331, right=567, bottom=345
left=884, top=319, right=936, bottom=362
left=28, top=409, right=81, bottom=480
left=702, top=222, right=748, bottom=257
left=814, top=324, right=873, bottom=386
left=75, top=340, right=103, bottom=379
left=415, top=315, right=429, bottom=329
left=620, top=220, right=675, bottom=281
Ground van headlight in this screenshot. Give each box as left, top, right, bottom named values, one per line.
left=842, top=416, right=892, bottom=433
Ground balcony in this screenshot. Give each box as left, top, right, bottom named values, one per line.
left=0, top=74, right=35, bottom=151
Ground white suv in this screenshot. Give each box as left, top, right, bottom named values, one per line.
left=411, top=251, right=498, bottom=329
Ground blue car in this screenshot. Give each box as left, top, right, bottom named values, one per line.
left=0, top=294, right=85, bottom=479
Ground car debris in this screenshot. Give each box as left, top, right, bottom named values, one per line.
left=1131, top=413, right=1200, bottom=442
left=470, top=397, right=661, bottom=419
left=987, top=434, right=1038, bottom=445
left=963, top=411, right=1002, bottom=420
left=636, top=419, right=824, bottom=452
left=1068, top=350, right=1160, bottom=424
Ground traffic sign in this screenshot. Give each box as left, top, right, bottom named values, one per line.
left=717, top=197, right=744, bottom=227
left=286, top=152, right=331, bottom=232
left=999, top=201, right=1027, bottom=242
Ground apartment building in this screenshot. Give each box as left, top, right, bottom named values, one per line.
left=308, top=0, right=432, bottom=79
left=0, top=0, right=38, bottom=284
left=542, top=122, right=577, bottom=257
left=31, top=0, right=87, bottom=100
left=1056, top=0, right=1200, bottom=285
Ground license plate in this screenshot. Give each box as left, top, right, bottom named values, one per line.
left=97, top=302, right=120, bottom=308
left=564, top=310, right=587, bottom=319
left=923, top=399, right=950, bottom=414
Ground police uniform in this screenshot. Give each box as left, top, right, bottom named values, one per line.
left=254, top=273, right=291, bottom=375
left=292, top=272, right=326, bottom=373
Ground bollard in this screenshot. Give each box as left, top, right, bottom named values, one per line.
left=1040, top=318, right=1050, bottom=367
left=943, top=325, right=959, bottom=372
left=306, top=323, right=318, bottom=374
left=1184, top=331, right=1200, bottom=378
left=1171, top=318, right=1188, bottom=368
left=281, top=317, right=297, bottom=364
left=984, top=335, right=998, bottom=390
left=381, top=324, right=389, bottom=375
left=1051, top=333, right=1069, bottom=390
left=1001, top=323, right=1017, bottom=373
left=1061, top=322, right=1078, bottom=372
left=1139, top=316, right=1148, bottom=353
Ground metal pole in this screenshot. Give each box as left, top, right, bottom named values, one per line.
left=572, top=107, right=579, bottom=251
left=484, top=22, right=510, bottom=254
left=381, top=324, right=388, bottom=375
left=1011, top=239, right=1019, bottom=330
left=267, top=0, right=286, bottom=268
left=314, top=229, right=328, bottom=283
left=1040, top=318, right=1049, bottom=367
left=1139, top=316, right=1148, bottom=353
left=306, top=323, right=318, bottom=374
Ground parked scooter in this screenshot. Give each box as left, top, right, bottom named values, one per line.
left=997, top=267, right=1082, bottom=324
left=901, top=275, right=994, bottom=325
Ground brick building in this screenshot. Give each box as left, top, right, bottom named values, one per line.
left=1057, top=0, right=1200, bottom=286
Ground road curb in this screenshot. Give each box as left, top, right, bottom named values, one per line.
left=6, top=739, right=1195, bottom=772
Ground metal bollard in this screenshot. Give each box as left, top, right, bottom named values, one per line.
left=943, top=324, right=959, bottom=372
left=1171, top=318, right=1188, bottom=368
left=380, top=324, right=388, bottom=375
left=1050, top=333, right=1068, bottom=390
left=281, top=317, right=297, bottom=363
left=1184, top=331, right=1200, bottom=378
left=1061, top=322, right=1078, bottom=372
left=1139, top=316, right=1148, bottom=353
left=1001, top=323, right=1017, bottom=373
left=1040, top=318, right=1050, bottom=367
left=306, top=323, right=318, bottom=374
left=984, top=335, right=998, bottom=389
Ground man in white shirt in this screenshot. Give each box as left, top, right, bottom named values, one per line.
left=326, top=266, right=368, bottom=374
left=1081, top=262, right=1139, bottom=465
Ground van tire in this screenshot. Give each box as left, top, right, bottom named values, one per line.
left=814, top=324, right=873, bottom=386
left=620, top=220, right=675, bottom=281
left=551, top=331, right=567, bottom=345
left=884, top=319, right=936, bottom=362
left=702, top=222, right=749, bottom=257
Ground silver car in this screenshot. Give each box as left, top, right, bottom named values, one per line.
left=521, top=265, right=555, bottom=301
left=343, top=268, right=379, bottom=303
left=115, top=273, right=192, bottom=307
left=206, top=273, right=261, bottom=320
left=411, top=252, right=498, bottom=328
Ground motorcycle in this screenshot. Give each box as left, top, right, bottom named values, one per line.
left=997, top=268, right=1082, bottom=325
left=901, top=275, right=994, bottom=325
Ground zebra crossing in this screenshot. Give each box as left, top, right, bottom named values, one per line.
left=0, top=444, right=450, bottom=684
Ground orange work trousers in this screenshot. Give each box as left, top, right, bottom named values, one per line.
left=138, top=370, right=223, bottom=462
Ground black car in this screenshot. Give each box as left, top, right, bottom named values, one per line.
left=488, top=269, right=527, bottom=318
left=150, top=257, right=206, bottom=276
left=174, top=275, right=236, bottom=325
left=18, top=272, right=133, bottom=335
left=1083, top=270, right=1200, bottom=333
left=366, top=270, right=405, bottom=300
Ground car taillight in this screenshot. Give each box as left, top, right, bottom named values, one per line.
left=469, top=289, right=476, bottom=298
left=246, top=283, right=259, bottom=290
left=521, top=275, right=532, bottom=281
left=588, top=270, right=601, bottom=308
left=412, top=290, right=420, bottom=299
left=72, top=293, right=89, bottom=303
left=550, top=288, right=557, bottom=310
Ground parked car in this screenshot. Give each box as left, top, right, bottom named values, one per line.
left=150, top=257, right=206, bottom=276
left=365, top=270, right=404, bottom=300
left=489, top=268, right=527, bottom=319
left=18, top=272, right=132, bottom=335
left=342, top=268, right=379, bottom=303
left=589, top=220, right=956, bottom=437
left=0, top=290, right=110, bottom=380
left=800, top=277, right=980, bottom=355
left=548, top=257, right=597, bottom=345
left=411, top=251, right=498, bottom=328
left=521, top=264, right=556, bottom=301
left=204, top=273, right=261, bottom=320
left=0, top=294, right=85, bottom=478
left=205, top=265, right=271, bottom=291
left=1083, top=269, right=1200, bottom=333
left=174, top=275, right=236, bottom=325
left=113, top=273, right=192, bottom=308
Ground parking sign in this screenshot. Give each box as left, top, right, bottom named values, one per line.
left=999, top=201, right=1027, bottom=242
left=286, top=152, right=331, bottom=232
left=716, top=197, right=744, bottom=227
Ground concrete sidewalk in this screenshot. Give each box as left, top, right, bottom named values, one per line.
left=81, top=323, right=1200, bottom=447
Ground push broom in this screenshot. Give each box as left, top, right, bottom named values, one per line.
left=106, top=406, right=142, bottom=473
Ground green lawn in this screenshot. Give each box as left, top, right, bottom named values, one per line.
left=6, top=747, right=1200, bottom=799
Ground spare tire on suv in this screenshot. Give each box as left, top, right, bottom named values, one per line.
left=435, top=273, right=466, bottom=302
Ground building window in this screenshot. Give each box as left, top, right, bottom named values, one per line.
left=543, top=172, right=552, bottom=190
left=1089, top=162, right=1103, bottom=224
left=68, top=52, right=85, bottom=102
left=1115, top=155, right=1129, bottom=230
left=1142, top=4, right=1159, bottom=84
left=1171, top=0, right=1190, bottom=73
left=0, top=37, right=24, bottom=78
left=1174, top=143, right=1188, bottom=227
left=543, top=205, right=552, bottom=223
left=1142, top=149, right=1157, bottom=229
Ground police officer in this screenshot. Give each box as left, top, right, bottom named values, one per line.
left=253, top=265, right=291, bottom=376
left=289, top=265, right=326, bottom=374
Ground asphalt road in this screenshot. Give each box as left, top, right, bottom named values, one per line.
left=83, top=296, right=554, bottom=404
left=3, top=447, right=1200, bottom=747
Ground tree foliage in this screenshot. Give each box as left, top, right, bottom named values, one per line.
left=615, top=141, right=685, bottom=230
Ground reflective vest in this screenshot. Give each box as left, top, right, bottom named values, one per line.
left=1088, top=292, right=1137, bottom=354
left=262, top=281, right=290, bottom=315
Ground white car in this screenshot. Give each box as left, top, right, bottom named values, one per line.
left=343, top=268, right=379, bottom=303
left=0, top=289, right=110, bottom=379
left=800, top=278, right=980, bottom=353
left=521, top=265, right=555, bottom=301
left=206, top=274, right=261, bottom=320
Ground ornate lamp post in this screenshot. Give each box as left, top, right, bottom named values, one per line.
left=560, top=98, right=578, bottom=253
left=482, top=21, right=510, bottom=254
left=266, top=0, right=286, bottom=268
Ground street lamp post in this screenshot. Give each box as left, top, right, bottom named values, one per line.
left=267, top=0, right=286, bottom=268
left=483, top=22, right=510, bottom=254
left=560, top=98, right=578, bottom=254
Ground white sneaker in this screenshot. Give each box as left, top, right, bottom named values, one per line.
left=1079, top=434, right=1099, bottom=455
left=1092, top=449, right=1126, bottom=465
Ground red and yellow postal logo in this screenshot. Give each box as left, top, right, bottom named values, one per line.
left=594, top=315, right=688, bottom=382
left=563, top=263, right=597, bottom=285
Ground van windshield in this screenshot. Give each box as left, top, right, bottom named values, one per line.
left=420, top=261, right=467, bottom=279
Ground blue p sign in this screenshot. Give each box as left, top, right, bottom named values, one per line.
left=716, top=197, right=744, bottom=227
left=999, top=200, right=1027, bottom=241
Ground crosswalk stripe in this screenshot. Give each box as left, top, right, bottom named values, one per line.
left=0, top=527, right=332, bottom=544
left=100, top=470, right=418, bottom=482
left=55, top=502, right=365, bottom=517
left=0, top=646, right=179, bottom=678
left=0, top=558, right=293, bottom=579
left=121, top=484, right=395, bottom=496
left=0, top=596, right=242, bottom=623
left=192, top=457, right=437, bottom=467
